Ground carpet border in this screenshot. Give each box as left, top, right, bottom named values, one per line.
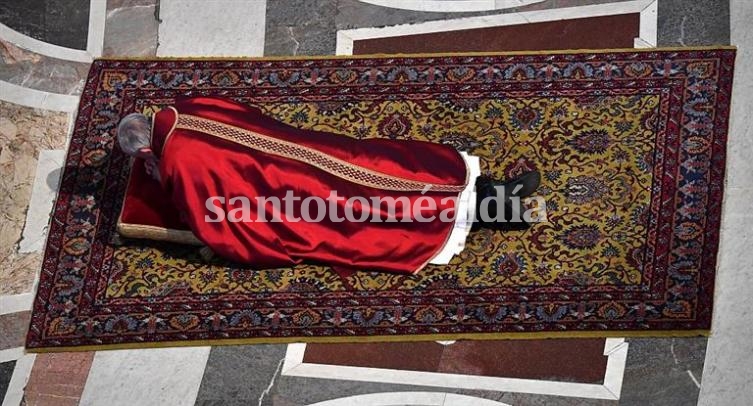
left=28, top=46, right=731, bottom=351
left=25, top=329, right=710, bottom=353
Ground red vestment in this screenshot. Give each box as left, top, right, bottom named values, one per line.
left=144, top=97, right=468, bottom=274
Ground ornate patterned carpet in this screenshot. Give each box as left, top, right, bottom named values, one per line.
left=27, top=48, right=735, bottom=350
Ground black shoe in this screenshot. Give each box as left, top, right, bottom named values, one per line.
left=472, top=171, right=541, bottom=231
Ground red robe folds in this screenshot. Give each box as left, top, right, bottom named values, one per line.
left=145, top=97, right=468, bottom=274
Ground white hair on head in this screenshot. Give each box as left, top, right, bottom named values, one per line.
left=117, top=113, right=151, bottom=156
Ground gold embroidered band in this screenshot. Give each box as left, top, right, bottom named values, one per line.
left=174, top=114, right=467, bottom=192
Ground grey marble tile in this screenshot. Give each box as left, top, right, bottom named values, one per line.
left=265, top=0, right=338, bottom=56
left=0, top=360, right=15, bottom=405
left=265, top=24, right=337, bottom=57
left=452, top=389, right=615, bottom=406
left=621, top=337, right=707, bottom=406
left=195, top=344, right=288, bottom=406
left=658, top=0, right=730, bottom=46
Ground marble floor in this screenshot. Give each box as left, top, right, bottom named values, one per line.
left=0, top=0, right=747, bottom=405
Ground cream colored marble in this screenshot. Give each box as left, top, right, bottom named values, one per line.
left=698, top=1, right=753, bottom=404
left=19, top=150, right=65, bottom=253
left=79, top=347, right=211, bottom=406
left=157, top=0, right=267, bottom=57
left=0, top=101, right=67, bottom=295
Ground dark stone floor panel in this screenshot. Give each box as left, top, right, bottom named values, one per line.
left=621, top=337, right=707, bottom=406
left=265, top=0, right=338, bottom=57
left=0, top=360, right=15, bottom=405
left=0, top=0, right=45, bottom=42
left=658, top=0, right=730, bottom=46
left=0, top=0, right=90, bottom=50
left=195, top=344, right=288, bottom=406
left=44, top=0, right=90, bottom=50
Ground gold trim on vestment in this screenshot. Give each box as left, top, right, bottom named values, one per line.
left=175, top=113, right=468, bottom=193
left=161, top=106, right=179, bottom=155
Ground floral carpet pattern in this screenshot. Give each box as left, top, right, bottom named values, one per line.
left=27, top=49, right=735, bottom=350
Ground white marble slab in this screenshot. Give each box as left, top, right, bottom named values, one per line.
left=357, top=0, right=542, bottom=12
left=0, top=292, right=34, bottom=315
left=79, top=347, right=211, bottom=406
left=699, top=190, right=753, bottom=405
left=87, top=0, right=107, bottom=57
left=157, top=0, right=267, bottom=57
left=18, top=150, right=65, bottom=253
left=308, top=391, right=510, bottom=406
left=698, top=1, right=753, bottom=403
left=723, top=9, right=753, bottom=190
left=0, top=81, right=80, bottom=112
left=0, top=347, right=25, bottom=364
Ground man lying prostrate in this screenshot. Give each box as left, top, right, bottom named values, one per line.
left=117, top=97, right=541, bottom=274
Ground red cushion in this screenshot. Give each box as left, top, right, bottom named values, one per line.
left=117, top=158, right=201, bottom=245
